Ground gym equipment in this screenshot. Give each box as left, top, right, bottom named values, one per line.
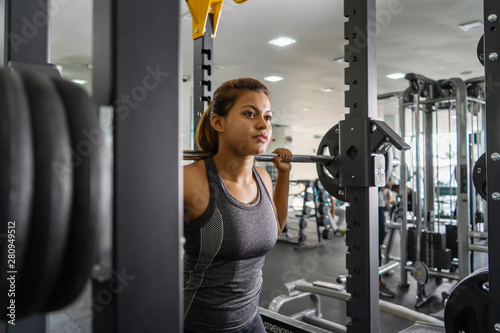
left=0, top=70, right=34, bottom=316
left=477, top=35, right=485, bottom=66
left=0, top=68, right=103, bottom=321
left=280, top=180, right=328, bottom=250
left=317, top=215, right=330, bottom=227
left=444, top=268, right=489, bottom=333
left=15, top=71, right=74, bottom=319
left=42, top=78, right=103, bottom=312
left=472, top=153, right=487, bottom=200
left=316, top=121, right=406, bottom=203
left=265, top=279, right=444, bottom=332
left=184, top=149, right=336, bottom=164
left=482, top=2, right=500, bottom=329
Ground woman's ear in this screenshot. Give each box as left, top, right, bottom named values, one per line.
left=211, top=114, right=224, bottom=133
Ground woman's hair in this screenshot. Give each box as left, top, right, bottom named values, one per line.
left=195, top=78, right=269, bottom=154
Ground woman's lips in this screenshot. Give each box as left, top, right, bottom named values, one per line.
left=254, top=134, right=268, bottom=142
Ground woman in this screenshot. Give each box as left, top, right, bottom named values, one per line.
left=183, top=78, right=292, bottom=332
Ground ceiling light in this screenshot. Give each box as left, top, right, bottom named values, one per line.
left=333, top=57, right=345, bottom=63
left=264, top=76, right=283, bottom=82
left=71, top=79, right=87, bottom=85
left=300, top=107, right=310, bottom=111
left=458, top=21, right=483, bottom=32
left=386, top=73, right=405, bottom=80
left=269, top=37, right=296, bottom=47
left=321, top=87, right=334, bottom=92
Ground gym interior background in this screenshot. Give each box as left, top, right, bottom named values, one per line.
left=1, top=0, right=498, bottom=332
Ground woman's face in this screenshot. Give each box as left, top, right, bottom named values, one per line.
left=217, top=90, right=272, bottom=156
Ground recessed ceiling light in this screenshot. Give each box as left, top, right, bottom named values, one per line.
left=269, top=37, right=296, bottom=47
left=321, top=87, right=334, bottom=92
left=333, top=57, right=345, bottom=63
left=71, top=79, right=87, bottom=85
left=264, top=76, right=283, bottom=82
left=458, top=21, right=483, bottom=32
left=386, top=73, right=405, bottom=80
left=300, top=107, right=311, bottom=111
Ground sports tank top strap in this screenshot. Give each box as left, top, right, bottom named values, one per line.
left=252, top=166, right=273, bottom=203
left=203, top=156, right=224, bottom=194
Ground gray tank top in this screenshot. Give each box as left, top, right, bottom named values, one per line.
left=184, top=156, right=277, bottom=332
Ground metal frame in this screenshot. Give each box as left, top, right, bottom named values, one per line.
left=341, top=0, right=380, bottom=331
left=483, top=1, right=500, bottom=331
left=192, top=19, right=213, bottom=134
left=450, top=78, right=471, bottom=280
left=92, top=1, right=182, bottom=332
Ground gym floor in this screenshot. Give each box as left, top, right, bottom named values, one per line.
left=44, top=213, right=454, bottom=333
left=260, top=214, right=454, bottom=333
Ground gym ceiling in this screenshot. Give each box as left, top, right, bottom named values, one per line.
left=49, top=0, right=483, bottom=136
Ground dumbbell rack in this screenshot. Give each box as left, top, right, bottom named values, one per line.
left=280, top=180, right=333, bottom=250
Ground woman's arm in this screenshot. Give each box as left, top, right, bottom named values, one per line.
left=271, top=148, right=292, bottom=236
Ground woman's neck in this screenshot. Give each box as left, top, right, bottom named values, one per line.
left=212, top=151, right=255, bottom=183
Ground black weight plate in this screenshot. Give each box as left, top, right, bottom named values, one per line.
left=16, top=71, right=73, bottom=318
left=318, top=204, right=330, bottom=215
left=322, top=229, right=334, bottom=240
left=43, top=78, right=102, bottom=311
left=472, top=153, right=487, bottom=200
left=0, top=69, right=34, bottom=317
left=477, top=35, right=484, bottom=66
left=316, top=124, right=346, bottom=201
left=444, top=268, right=489, bottom=333
left=317, top=215, right=330, bottom=227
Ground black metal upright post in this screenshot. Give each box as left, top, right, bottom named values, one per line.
left=341, top=0, right=380, bottom=331
left=192, top=16, right=214, bottom=138
left=6, top=0, right=49, bottom=65
left=483, top=1, right=500, bottom=332
left=92, top=0, right=182, bottom=332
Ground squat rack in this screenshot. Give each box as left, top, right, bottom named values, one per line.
left=2, top=1, right=500, bottom=333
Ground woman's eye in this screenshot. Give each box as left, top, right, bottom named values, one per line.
left=245, top=111, right=255, bottom=117
left=265, top=116, right=272, bottom=121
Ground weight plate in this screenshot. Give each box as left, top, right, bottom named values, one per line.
left=317, top=215, right=330, bottom=227
left=43, top=78, right=102, bottom=312
left=0, top=69, right=34, bottom=317
left=299, top=218, right=308, bottom=229
left=16, top=71, right=73, bottom=318
left=477, top=35, right=484, bottom=67
left=412, top=261, right=429, bottom=285
left=444, top=268, right=489, bottom=333
left=314, top=179, right=324, bottom=191
left=322, top=229, right=334, bottom=240
left=318, top=204, right=330, bottom=215
left=316, top=124, right=346, bottom=201
left=319, top=191, right=329, bottom=202
left=472, top=153, right=487, bottom=200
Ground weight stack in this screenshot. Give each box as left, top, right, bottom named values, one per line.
left=407, top=228, right=452, bottom=270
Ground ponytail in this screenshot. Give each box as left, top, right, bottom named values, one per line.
left=195, top=102, right=218, bottom=153
left=194, top=78, right=269, bottom=154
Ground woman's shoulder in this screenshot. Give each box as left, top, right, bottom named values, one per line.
left=254, top=165, right=271, bottom=181
left=184, top=160, right=208, bottom=186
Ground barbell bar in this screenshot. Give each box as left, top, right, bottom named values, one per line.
left=184, top=149, right=400, bottom=167
left=184, top=150, right=336, bottom=164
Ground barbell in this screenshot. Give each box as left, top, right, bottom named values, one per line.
left=184, top=150, right=336, bottom=164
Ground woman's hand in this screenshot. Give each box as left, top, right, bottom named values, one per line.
left=272, top=148, right=292, bottom=173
